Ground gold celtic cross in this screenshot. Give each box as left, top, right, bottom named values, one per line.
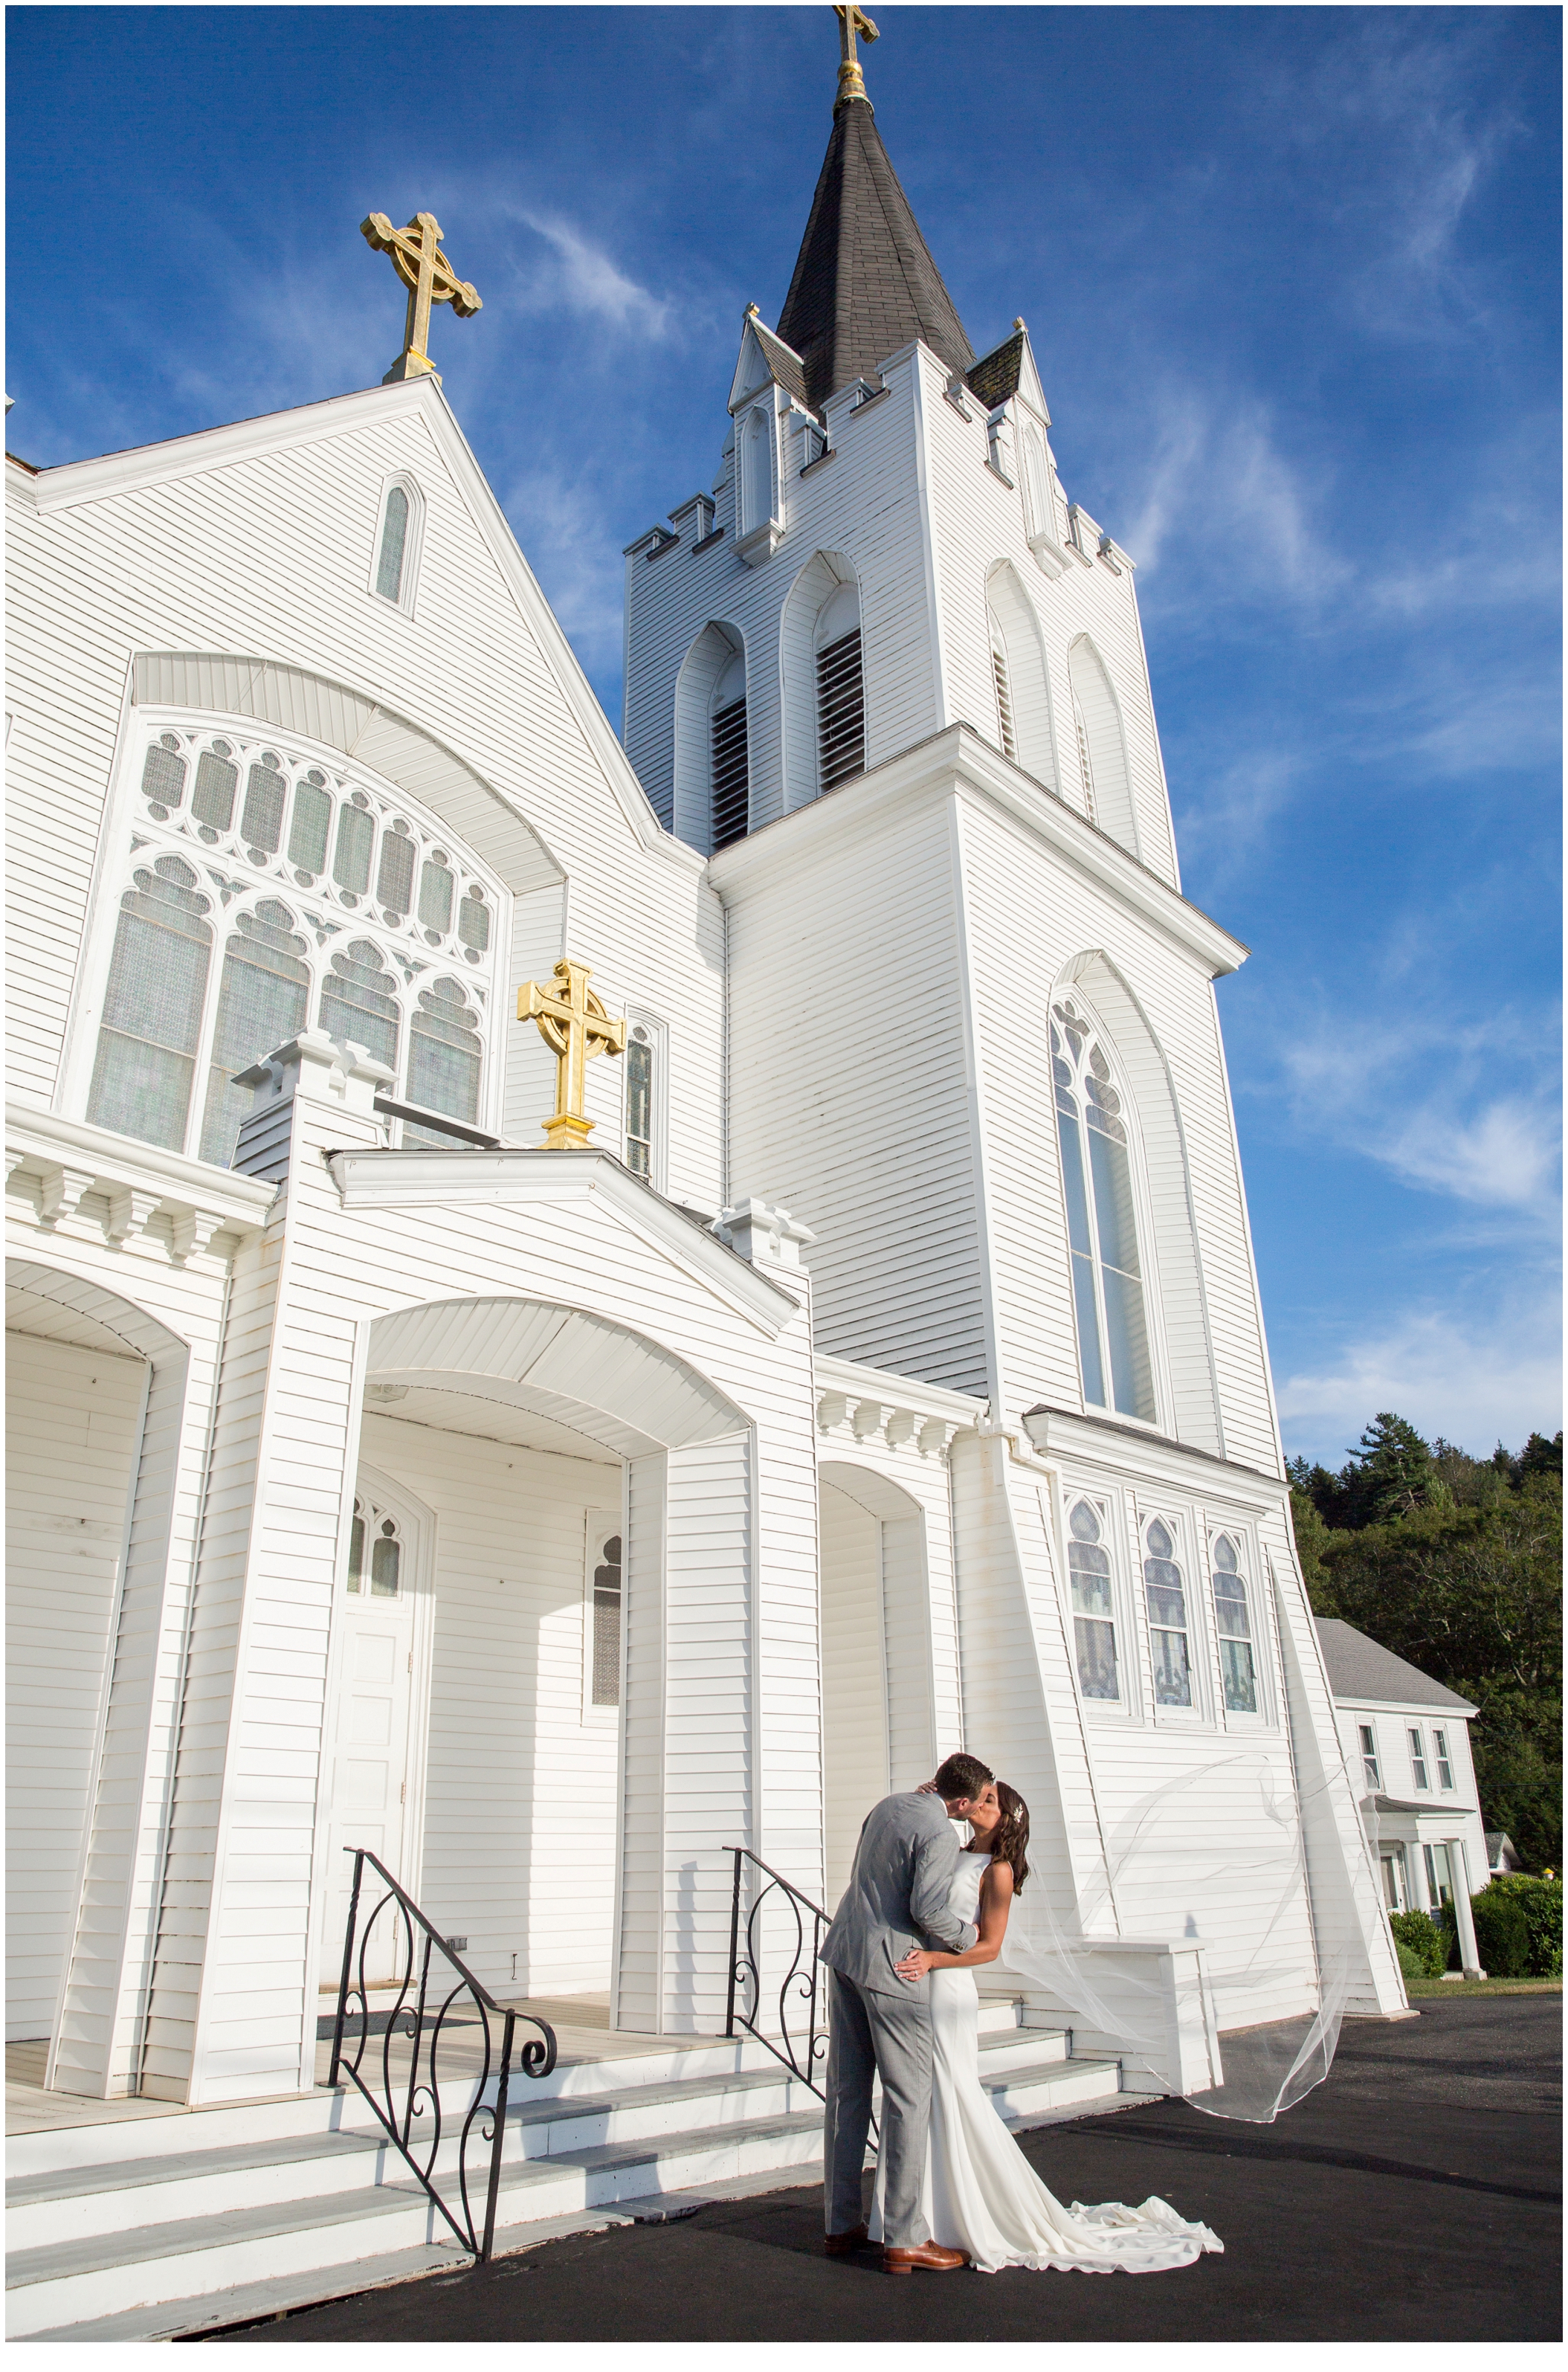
left=361, top=210, right=482, bottom=385
left=521, top=960, right=627, bottom=1150
left=835, top=4, right=879, bottom=101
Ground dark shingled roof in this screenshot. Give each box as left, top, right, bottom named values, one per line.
left=1315, top=1619, right=1476, bottom=1712
left=965, top=329, right=1026, bottom=411
left=777, top=96, right=974, bottom=412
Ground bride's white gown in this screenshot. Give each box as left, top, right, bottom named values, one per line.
left=868, top=1852, right=1224, bottom=2275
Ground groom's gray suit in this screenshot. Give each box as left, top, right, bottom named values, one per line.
left=818, top=1791, right=979, bottom=2244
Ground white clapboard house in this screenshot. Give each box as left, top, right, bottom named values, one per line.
left=4, top=48, right=1407, bottom=2333
left=1317, top=1617, right=1490, bottom=1973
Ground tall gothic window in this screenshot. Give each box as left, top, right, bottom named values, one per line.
left=1052, top=997, right=1155, bottom=1422
left=815, top=583, right=864, bottom=793
left=1142, top=1517, right=1193, bottom=1707
left=1211, top=1536, right=1257, bottom=1713
left=740, top=408, right=773, bottom=538
left=86, top=721, right=504, bottom=1164
left=1067, top=1500, right=1119, bottom=1701
left=373, top=477, right=423, bottom=611
left=625, top=1024, right=654, bottom=1179
left=590, top=1528, right=623, bottom=1707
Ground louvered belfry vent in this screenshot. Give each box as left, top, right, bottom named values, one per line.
left=711, top=697, right=750, bottom=850
left=993, top=648, right=1018, bottom=764
left=816, top=630, right=865, bottom=793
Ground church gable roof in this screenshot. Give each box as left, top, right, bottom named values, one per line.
left=776, top=96, right=974, bottom=411
left=728, top=312, right=810, bottom=414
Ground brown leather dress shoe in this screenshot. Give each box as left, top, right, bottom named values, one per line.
left=824, top=2222, right=869, bottom=2257
left=883, top=2240, right=971, bottom=2275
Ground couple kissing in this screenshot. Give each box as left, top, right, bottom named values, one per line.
left=817, top=1752, right=1223, bottom=2277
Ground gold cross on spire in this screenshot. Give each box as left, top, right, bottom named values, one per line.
left=520, top=959, right=627, bottom=1150
left=835, top=4, right=879, bottom=103
left=361, top=210, right=482, bottom=387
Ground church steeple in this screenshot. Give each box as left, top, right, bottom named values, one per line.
left=776, top=16, right=974, bottom=413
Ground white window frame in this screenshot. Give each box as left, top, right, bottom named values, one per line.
left=1057, top=1483, right=1140, bottom=1724
left=621, top=1007, right=669, bottom=1193
left=369, top=472, right=427, bottom=617
left=1358, top=1721, right=1382, bottom=1791
left=1201, top=1515, right=1272, bottom=1730
left=1433, top=1727, right=1455, bottom=1790
left=1408, top=1726, right=1431, bottom=1791
left=1136, top=1504, right=1209, bottom=1726
left=64, top=708, right=510, bottom=1162
left=582, top=1508, right=624, bottom=1725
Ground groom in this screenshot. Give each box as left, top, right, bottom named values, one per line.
left=818, top=1751, right=994, bottom=2272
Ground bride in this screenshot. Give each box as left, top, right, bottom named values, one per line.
left=868, top=1779, right=1224, bottom=2276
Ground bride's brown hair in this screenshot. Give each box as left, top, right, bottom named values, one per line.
left=990, top=1782, right=1030, bottom=1893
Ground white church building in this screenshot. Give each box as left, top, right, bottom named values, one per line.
left=6, top=35, right=1407, bottom=2205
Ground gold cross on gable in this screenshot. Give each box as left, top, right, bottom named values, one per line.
left=361, top=210, right=482, bottom=386
left=835, top=4, right=879, bottom=102
left=521, top=960, right=627, bottom=1150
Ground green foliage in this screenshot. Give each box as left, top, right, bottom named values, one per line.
left=1390, top=1907, right=1448, bottom=1976
left=1469, top=1886, right=1532, bottom=1979
left=1288, top=1411, right=1562, bottom=1871
left=1394, top=1939, right=1427, bottom=1982
left=1487, top=1874, right=1564, bottom=1978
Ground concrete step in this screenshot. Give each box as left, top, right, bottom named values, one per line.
left=7, top=2009, right=1114, bottom=2339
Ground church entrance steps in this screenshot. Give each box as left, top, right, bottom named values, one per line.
left=7, top=2008, right=1123, bottom=2339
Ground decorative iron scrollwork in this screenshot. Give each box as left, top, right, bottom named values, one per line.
left=328, top=1848, right=557, bottom=2259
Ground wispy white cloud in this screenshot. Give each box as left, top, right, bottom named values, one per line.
left=497, top=208, right=674, bottom=340
left=500, top=466, right=627, bottom=680
left=1120, top=385, right=1345, bottom=605
left=1277, top=1297, right=1561, bottom=1465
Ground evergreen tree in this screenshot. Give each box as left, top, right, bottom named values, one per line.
left=1348, top=1411, right=1434, bottom=1524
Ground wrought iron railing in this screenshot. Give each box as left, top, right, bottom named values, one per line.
left=723, top=1846, right=838, bottom=2104
left=327, top=1849, right=557, bottom=2259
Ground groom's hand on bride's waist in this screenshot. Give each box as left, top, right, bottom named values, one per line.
left=895, top=1947, right=936, bottom=1981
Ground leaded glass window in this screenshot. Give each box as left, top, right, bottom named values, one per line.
left=1211, top=1536, right=1257, bottom=1713
left=1067, top=1499, right=1119, bottom=1701
left=94, top=721, right=505, bottom=1162
left=87, top=855, right=213, bottom=1150
left=625, top=1025, right=654, bottom=1179
left=377, top=484, right=410, bottom=604
left=591, top=1531, right=623, bottom=1707
left=319, top=938, right=401, bottom=1072
left=1143, top=1516, right=1192, bottom=1707
left=198, top=902, right=312, bottom=1166
left=405, top=977, right=481, bottom=1141
left=1052, top=1000, right=1155, bottom=1422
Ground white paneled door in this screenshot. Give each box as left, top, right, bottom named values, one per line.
left=320, top=1483, right=423, bottom=1991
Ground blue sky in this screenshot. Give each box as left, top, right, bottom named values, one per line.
left=7, top=4, right=1561, bottom=1465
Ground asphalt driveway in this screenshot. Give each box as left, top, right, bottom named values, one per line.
left=210, top=1993, right=1561, bottom=2344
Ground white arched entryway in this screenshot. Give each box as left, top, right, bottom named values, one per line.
left=306, top=1292, right=755, bottom=2037
left=818, top=1461, right=935, bottom=1908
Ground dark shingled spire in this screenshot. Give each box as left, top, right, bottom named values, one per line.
left=777, top=95, right=974, bottom=413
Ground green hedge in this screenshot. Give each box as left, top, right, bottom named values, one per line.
left=1486, top=1875, right=1564, bottom=1977
left=1390, top=1907, right=1448, bottom=1976
left=1395, top=1939, right=1427, bottom=1982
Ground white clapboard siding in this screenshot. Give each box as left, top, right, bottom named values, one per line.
left=6, top=392, right=725, bottom=1214
left=6, top=1331, right=146, bottom=2040
left=819, top=1483, right=889, bottom=1908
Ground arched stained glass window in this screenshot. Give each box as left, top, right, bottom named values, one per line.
left=1143, top=1516, right=1192, bottom=1707
left=319, top=938, right=400, bottom=1073
left=405, top=976, right=481, bottom=1140
left=1211, top=1536, right=1256, bottom=1713
left=198, top=902, right=312, bottom=1167
left=1067, top=1500, right=1119, bottom=1701
left=1053, top=999, right=1155, bottom=1422
left=376, top=485, right=410, bottom=604
left=87, top=855, right=213, bottom=1150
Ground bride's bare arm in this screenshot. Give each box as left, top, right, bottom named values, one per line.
left=894, top=1861, right=1015, bottom=1979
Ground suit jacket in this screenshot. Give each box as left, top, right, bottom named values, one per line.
left=819, top=1791, right=979, bottom=1997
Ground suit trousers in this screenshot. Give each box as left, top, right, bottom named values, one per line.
left=823, top=1966, right=932, bottom=2246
